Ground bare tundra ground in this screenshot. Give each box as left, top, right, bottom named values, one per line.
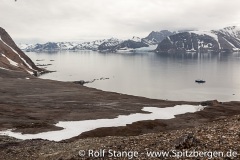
left=0, top=69, right=240, bottom=159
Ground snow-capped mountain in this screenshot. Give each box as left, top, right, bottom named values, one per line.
left=0, top=27, right=43, bottom=74
left=115, top=39, right=148, bottom=51
left=18, top=30, right=176, bottom=52
left=217, top=26, right=240, bottom=39
left=23, top=42, right=78, bottom=52
left=19, top=37, right=149, bottom=53
left=20, top=38, right=123, bottom=52
left=131, top=36, right=141, bottom=42
left=98, top=37, right=148, bottom=52
left=75, top=38, right=122, bottom=51
left=155, top=26, right=240, bottom=53
left=212, top=26, right=240, bottom=51
left=18, top=27, right=240, bottom=53
left=18, top=43, right=33, bottom=51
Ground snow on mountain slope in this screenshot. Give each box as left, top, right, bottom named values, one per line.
left=18, top=43, right=33, bottom=50
left=213, top=26, right=240, bottom=51
left=18, top=30, right=178, bottom=52
left=131, top=36, right=141, bottom=42
left=20, top=38, right=123, bottom=52
left=98, top=37, right=149, bottom=52
left=218, top=26, right=240, bottom=40
left=75, top=38, right=122, bottom=51
left=156, top=26, right=240, bottom=53
left=17, top=26, right=240, bottom=54
left=18, top=30, right=177, bottom=52
left=24, top=42, right=75, bottom=52
left=58, top=42, right=78, bottom=50
left=0, top=27, right=43, bottom=74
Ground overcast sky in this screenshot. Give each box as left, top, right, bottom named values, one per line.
left=1, top=0, right=240, bottom=43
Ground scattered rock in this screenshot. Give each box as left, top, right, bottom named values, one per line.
left=174, top=133, right=200, bottom=149
left=36, top=64, right=52, bottom=67
left=200, top=100, right=219, bottom=106
left=73, top=80, right=86, bottom=85
left=73, top=77, right=110, bottom=85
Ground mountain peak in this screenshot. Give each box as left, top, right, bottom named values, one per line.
left=131, top=36, right=141, bottom=42
left=223, top=26, right=238, bottom=30
left=142, top=30, right=176, bottom=45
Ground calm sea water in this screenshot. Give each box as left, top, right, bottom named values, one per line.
left=26, top=51, right=240, bottom=102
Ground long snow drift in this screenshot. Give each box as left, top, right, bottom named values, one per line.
left=0, top=105, right=205, bottom=141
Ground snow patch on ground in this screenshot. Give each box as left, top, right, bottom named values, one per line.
left=0, top=105, right=205, bottom=141
left=0, top=67, right=11, bottom=71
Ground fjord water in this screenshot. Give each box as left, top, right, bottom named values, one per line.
left=26, top=51, right=240, bottom=102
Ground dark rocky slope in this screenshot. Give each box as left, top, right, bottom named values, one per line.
left=156, top=26, right=240, bottom=53
left=98, top=39, right=148, bottom=52
left=0, top=27, right=43, bottom=74
left=142, top=30, right=177, bottom=45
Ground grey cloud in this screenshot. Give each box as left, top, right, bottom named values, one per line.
left=0, top=0, right=240, bottom=43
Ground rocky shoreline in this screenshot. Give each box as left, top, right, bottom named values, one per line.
left=0, top=69, right=240, bottom=159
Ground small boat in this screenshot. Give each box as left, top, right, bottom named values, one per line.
left=195, top=79, right=206, bottom=83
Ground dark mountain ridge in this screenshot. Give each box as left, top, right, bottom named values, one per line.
left=155, top=26, right=240, bottom=53
left=19, top=30, right=175, bottom=52
left=142, top=30, right=177, bottom=45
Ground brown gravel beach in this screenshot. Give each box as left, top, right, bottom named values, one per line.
left=0, top=69, right=240, bottom=159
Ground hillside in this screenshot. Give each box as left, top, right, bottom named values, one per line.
left=155, top=26, right=240, bottom=53
left=0, top=27, right=43, bottom=75
left=142, top=30, right=177, bottom=45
